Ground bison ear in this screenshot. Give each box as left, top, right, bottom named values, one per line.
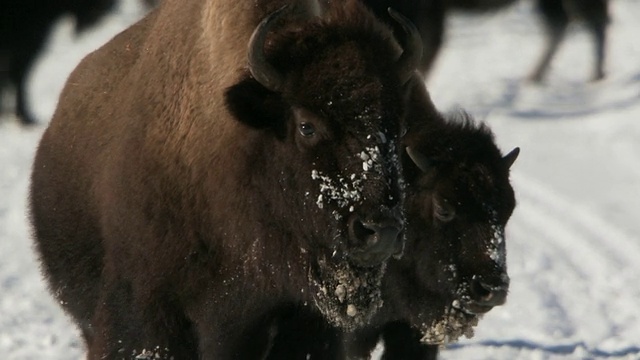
left=503, top=147, right=520, bottom=169
left=406, top=147, right=433, bottom=173
left=225, top=77, right=287, bottom=138
left=403, top=146, right=438, bottom=183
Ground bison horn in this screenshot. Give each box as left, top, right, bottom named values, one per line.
left=503, top=147, right=520, bottom=169
left=307, top=0, right=323, bottom=18
left=248, top=6, right=288, bottom=92
left=406, top=147, right=432, bottom=173
left=387, top=8, right=423, bottom=84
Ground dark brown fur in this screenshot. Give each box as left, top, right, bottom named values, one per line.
left=344, top=80, right=519, bottom=359
left=30, top=0, right=421, bottom=358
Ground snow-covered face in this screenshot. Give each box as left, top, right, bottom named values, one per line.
left=404, top=153, right=517, bottom=345
left=281, top=36, right=416, bottom=329
left=225, top=13, right=417, bottom=329
left=293, top=100, right=406, bottom=330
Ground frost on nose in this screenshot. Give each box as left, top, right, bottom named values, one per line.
left=483, top=206, right=507, bottom=268
left=487, top=223, right=506, bottom=267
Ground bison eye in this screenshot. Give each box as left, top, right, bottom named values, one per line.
left=434, top=199, right=456, bottom=222
left=299, top=122, right=315, bottom=137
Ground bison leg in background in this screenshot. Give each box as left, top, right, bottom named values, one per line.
left=591, top=20, right=606, bottom=81
left=6, top=36, right=43, bottom=125
left=529, top=0, right=568, bottom=82
left=582, top=1, right=609, bottom=81
left=589, top=20, right=606, bottom=81
left=530, top=0, right=609, bottom=82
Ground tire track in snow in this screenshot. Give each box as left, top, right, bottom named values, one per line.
left=503, top=171, right=640, bottom=355
left=512, top=172, right=640, bottom=276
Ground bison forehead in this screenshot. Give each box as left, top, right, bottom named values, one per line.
left=289, top=42, right=402, bottom=118
left=312, top=78, right=395, bottom=122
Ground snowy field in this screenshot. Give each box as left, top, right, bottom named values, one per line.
left=1, top=0, right=639, bottom=359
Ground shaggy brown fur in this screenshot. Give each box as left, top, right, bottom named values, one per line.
left=30, top=0, right=424, bottom=358
left=344, top=80, right=519, bottom=359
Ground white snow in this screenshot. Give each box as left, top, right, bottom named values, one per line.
left=2, top=0, right=640, bottom=359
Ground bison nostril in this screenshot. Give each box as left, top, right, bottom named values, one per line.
left=470, top=278, right=508, bottom=307
left=350, top=217, right=377, bottom=246
left=347, top=214, right=403, bottom=267
left=472, top=281, right=493, bottom=301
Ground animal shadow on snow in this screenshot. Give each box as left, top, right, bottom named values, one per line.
left=473, top=73, right=640, bottom=121
left=446, top=339, right=640, bottom=358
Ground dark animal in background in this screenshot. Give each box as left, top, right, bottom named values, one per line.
left=30, top=0, right=424, bottom=358
left=353, top=0, right=517, bottom=77
left=354, top=0, right=447, bottom=77
left=345, top=80, right=519, bottom=359
left=0, top=0, right=116, bottom=125
left=530, top=0, right=609, bottom=82
left=141, top=0, right=160, bottom=9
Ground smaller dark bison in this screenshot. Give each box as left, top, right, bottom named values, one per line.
left=0, top=0, right=116, bottom=125
left=344, top=80, right=520, bottom=359
left=530, top=0, right=610, bottom=82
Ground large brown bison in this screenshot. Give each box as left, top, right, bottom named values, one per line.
left=29, top=0, right=425, bottom=358
left=344, top=81, right=519, bottom=359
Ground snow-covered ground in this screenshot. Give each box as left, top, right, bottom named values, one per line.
left=1, top=0, right=639, bottom=359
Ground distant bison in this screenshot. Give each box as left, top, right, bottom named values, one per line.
left=353, top=0, right=516, bottom=77
left=257, top=79, right=519, bottom=359
left=0, top=0, right=116, bottom=125
left=358, top=0, right=608, bottom=82
left=345, top=80, right=519, bottom=359
left=530, top=0, right=610, bottom=82
left=30, top=0, right=425, bottom=358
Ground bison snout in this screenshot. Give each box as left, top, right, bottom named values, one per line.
left=347, top=213, right=404, bottom=268
left=466, top=275, right=509, bottom=313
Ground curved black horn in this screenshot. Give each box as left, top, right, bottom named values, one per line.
left=503, top=147, right=520, bottom=169
left=248, top=6, right=288, bottom=92
left=406, top=147, right=432, bottom=173
left=387, top=8, right=423, bottom=84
